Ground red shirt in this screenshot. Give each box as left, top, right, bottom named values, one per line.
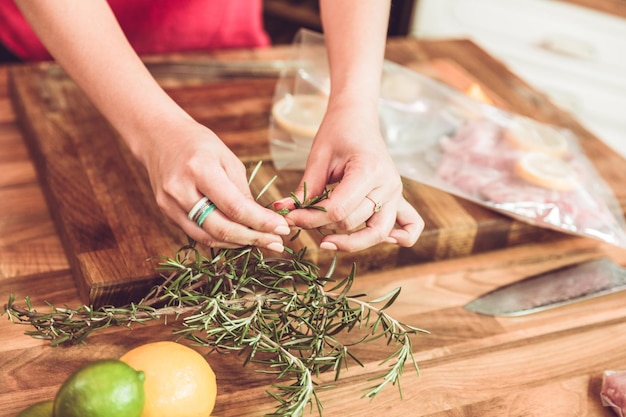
left=0, top=0, right=270, bottom=61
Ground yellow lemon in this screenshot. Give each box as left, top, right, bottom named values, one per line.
left=53, top=359, right=145, bottom=417
left=505, top=116, right=569, bottom=156
left=16, top=401, right=54, bottom=417
left=271, top=94, right=328, bottom=141
left=120, top=341, right=217, bottom=417
left=515, top=152, right=577, bottom=191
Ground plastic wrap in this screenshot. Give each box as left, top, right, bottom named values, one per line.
left=269, top=29, right=329, bottom=170
left=268, top=29, right=626, bottom=247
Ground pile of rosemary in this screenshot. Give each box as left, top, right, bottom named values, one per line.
left=3, top=164, right=427, bottom=417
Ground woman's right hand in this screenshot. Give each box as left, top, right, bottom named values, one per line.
left=140, top=117, right=290, bottom=253
left=14, top=1, right=291, bottom=253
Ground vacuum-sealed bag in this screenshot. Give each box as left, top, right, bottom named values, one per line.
left=386, top=64, right=626, bottom=248
left=268, top=29, right=626, bottom=247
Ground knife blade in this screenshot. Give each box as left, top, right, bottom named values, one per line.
left=464, top=257, right=626, bottom=317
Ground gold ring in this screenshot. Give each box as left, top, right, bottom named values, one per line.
left=365, top=196, right=382, bottom=213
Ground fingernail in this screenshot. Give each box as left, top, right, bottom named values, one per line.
left=385, top=236, right=398, bottom=244
left=320, top=241, right=337, bottom=251
left=272, top=198, right=290, bottom=209
left=274, top=225, right=291, bottom=236
left=267, top=241, right=284, bottom=253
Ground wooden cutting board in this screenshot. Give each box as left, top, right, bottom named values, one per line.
left=9, top=39, right=625, bottom=307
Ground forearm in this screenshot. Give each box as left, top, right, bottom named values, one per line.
left=15, top=0, right=292, bottom=252
left=319, top=0, right=390, bottom=106
left=15, top=0, right=189, bottom=163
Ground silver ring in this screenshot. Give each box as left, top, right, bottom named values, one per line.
left=188, top=196, right=211, bottom=221
left=195, top=203, right=217, bottom=227
left=366, top=196, right=382, bottom=213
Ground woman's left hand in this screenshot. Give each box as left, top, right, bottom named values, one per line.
left=273, top=99, right=424, bottom=252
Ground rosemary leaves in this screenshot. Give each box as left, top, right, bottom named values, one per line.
left=3, top=163, right=427, bottom=416
left=5, top=245, right=427, bottom=417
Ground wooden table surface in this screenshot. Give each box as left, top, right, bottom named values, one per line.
left=2, top=38, right=626, bottom=417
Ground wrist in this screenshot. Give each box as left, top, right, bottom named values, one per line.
left=121, top=107, right=195, bottom=168
left=327, top=92, right=379, bottom=120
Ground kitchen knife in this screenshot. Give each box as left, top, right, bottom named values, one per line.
left=464, top=257, right=626, bottom=317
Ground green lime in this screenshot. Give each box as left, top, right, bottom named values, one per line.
left=53, top=359, right=145, bottom=417
left=16, top=400, right=54, bottom=417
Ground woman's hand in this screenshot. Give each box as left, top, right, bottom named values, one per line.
left=141, top=117, right=291, bottom=252
left=270, top=0, right=424, bottom=252
left=15, top=1, right=290, bottom=253
left=273, top=99, right=424, bottom=252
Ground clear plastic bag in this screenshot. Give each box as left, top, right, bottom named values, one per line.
left=387, top=65, right=626, bottom=248
left=268, top=29, right=626, bottom=248
left=269, top=29, right=329, bottom=170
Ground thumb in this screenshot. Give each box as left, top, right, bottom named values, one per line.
left=272, top=163, right=331, bottom=211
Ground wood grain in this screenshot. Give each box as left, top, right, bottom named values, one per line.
left=3, top=238, right=626, bottom=417
left=558, top=0, right=626, bottom=19
left=3, top=47, right=626, bottom=416
left=12, top=38, right=615, bottom=307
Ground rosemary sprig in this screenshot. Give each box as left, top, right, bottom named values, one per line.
left=4, top=245, right=427, bottom=416
left=3, top=162, right=428, bottom=416
left=273, top=183, right=331, bottom=215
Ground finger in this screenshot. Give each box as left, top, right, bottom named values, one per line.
left=272, top=166, right=333, bottom=213
left=172, top=191, right=287, bottom=252
left=170, top=206, right=242, bottom=249
left=319, top=202, right=398, bottom=253
left=284, top=177, right=381, bottom=231
left=195, top=170, right=290, bottom=236
left=388, top=199, right=424, bottom=247
left=318, top=194, right=385, bottom=233
left=200, top=207, right=286, bottom=252
left=179, top=204, right=286, bottom=253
